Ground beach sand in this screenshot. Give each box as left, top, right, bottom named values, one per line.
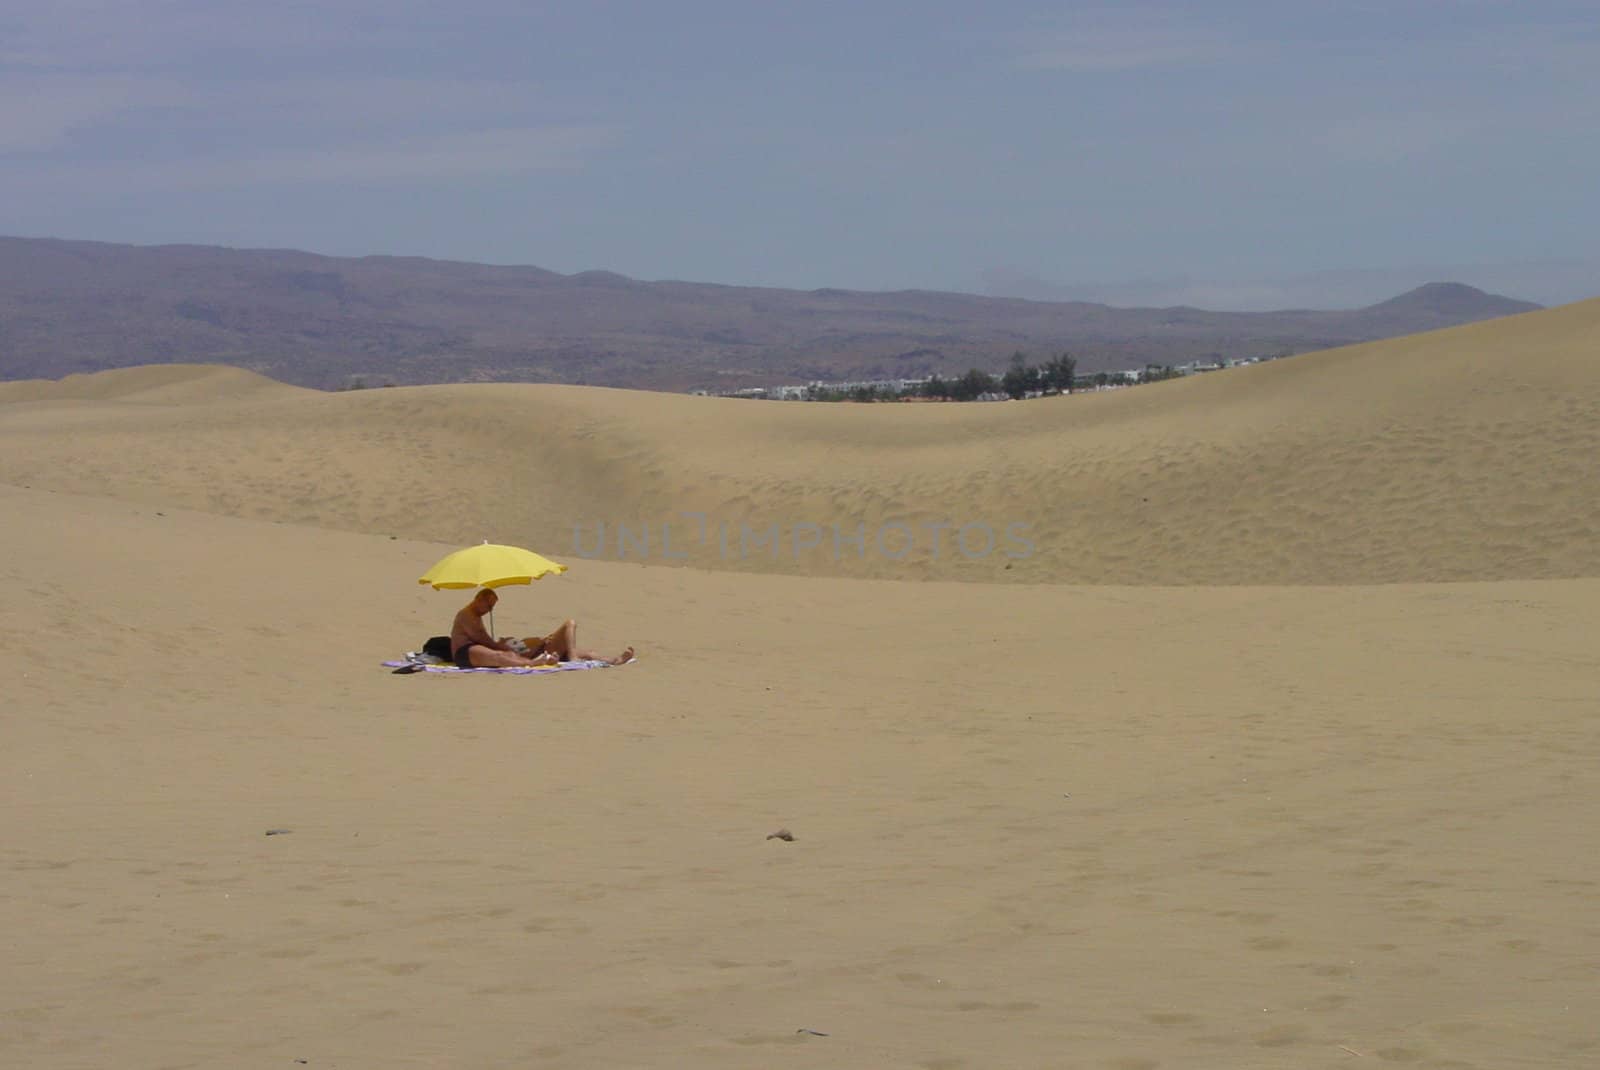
left=3, top=300, right=1599, bottom=1068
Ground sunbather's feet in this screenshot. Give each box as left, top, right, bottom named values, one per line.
left=610, top=647, right=636, bottom=665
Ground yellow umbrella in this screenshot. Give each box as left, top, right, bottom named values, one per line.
left=419, top=542, right=568, bottom=636
left=418, top=542, right=568, bottom=590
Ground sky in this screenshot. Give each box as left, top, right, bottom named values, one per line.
left=3, top=0, right=1598, bottom=308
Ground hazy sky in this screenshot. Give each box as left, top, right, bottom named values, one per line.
left=4, top=1, right=1597, bottom=307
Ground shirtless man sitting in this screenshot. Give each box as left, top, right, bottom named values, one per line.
left=451, top=589, right=635, bottom=669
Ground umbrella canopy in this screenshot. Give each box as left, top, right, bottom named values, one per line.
left=418, top=542, right=568, bottom=590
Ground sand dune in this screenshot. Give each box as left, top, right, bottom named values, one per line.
left=3, top=301, right=1599, bottom=585
left=3, top=485, right=1598, bottom=1068
left=4, top=307, right=1600, bottom=1067
left=0, top=363, right=311, bottom=405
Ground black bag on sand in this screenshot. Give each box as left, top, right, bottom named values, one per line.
left=422, top=636, right=453, bottom=660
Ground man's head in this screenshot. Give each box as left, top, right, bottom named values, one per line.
left=471, top=588, right=498, bottom=613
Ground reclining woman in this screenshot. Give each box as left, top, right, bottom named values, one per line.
left=450, top=588, right=635, bottom=669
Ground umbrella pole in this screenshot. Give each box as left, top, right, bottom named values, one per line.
left=483, top=543, right=492, bottom=640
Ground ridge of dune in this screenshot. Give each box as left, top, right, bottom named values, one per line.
left=1, top=298, right=1597, bottom=584
left=0, top=363, right=309, bottom=405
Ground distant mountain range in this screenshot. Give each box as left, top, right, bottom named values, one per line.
left=0, top=237, right=1543, bottom=391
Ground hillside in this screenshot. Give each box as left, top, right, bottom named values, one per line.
left=0, top=236, right=1543, bottom=391
left=3, top=296, right=1596, bottom=586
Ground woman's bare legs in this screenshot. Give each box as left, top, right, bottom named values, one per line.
left=536, top=620, right=634, bottom=664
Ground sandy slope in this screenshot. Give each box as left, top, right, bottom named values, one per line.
left=3, top=306, right=1599, bottom=1068
left=3, top=296, right=1599, bottom=585
left=2, top=485, right=1598, bottom=1069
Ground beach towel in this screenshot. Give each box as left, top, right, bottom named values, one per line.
left=384, top=652, right=629, bottom=675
